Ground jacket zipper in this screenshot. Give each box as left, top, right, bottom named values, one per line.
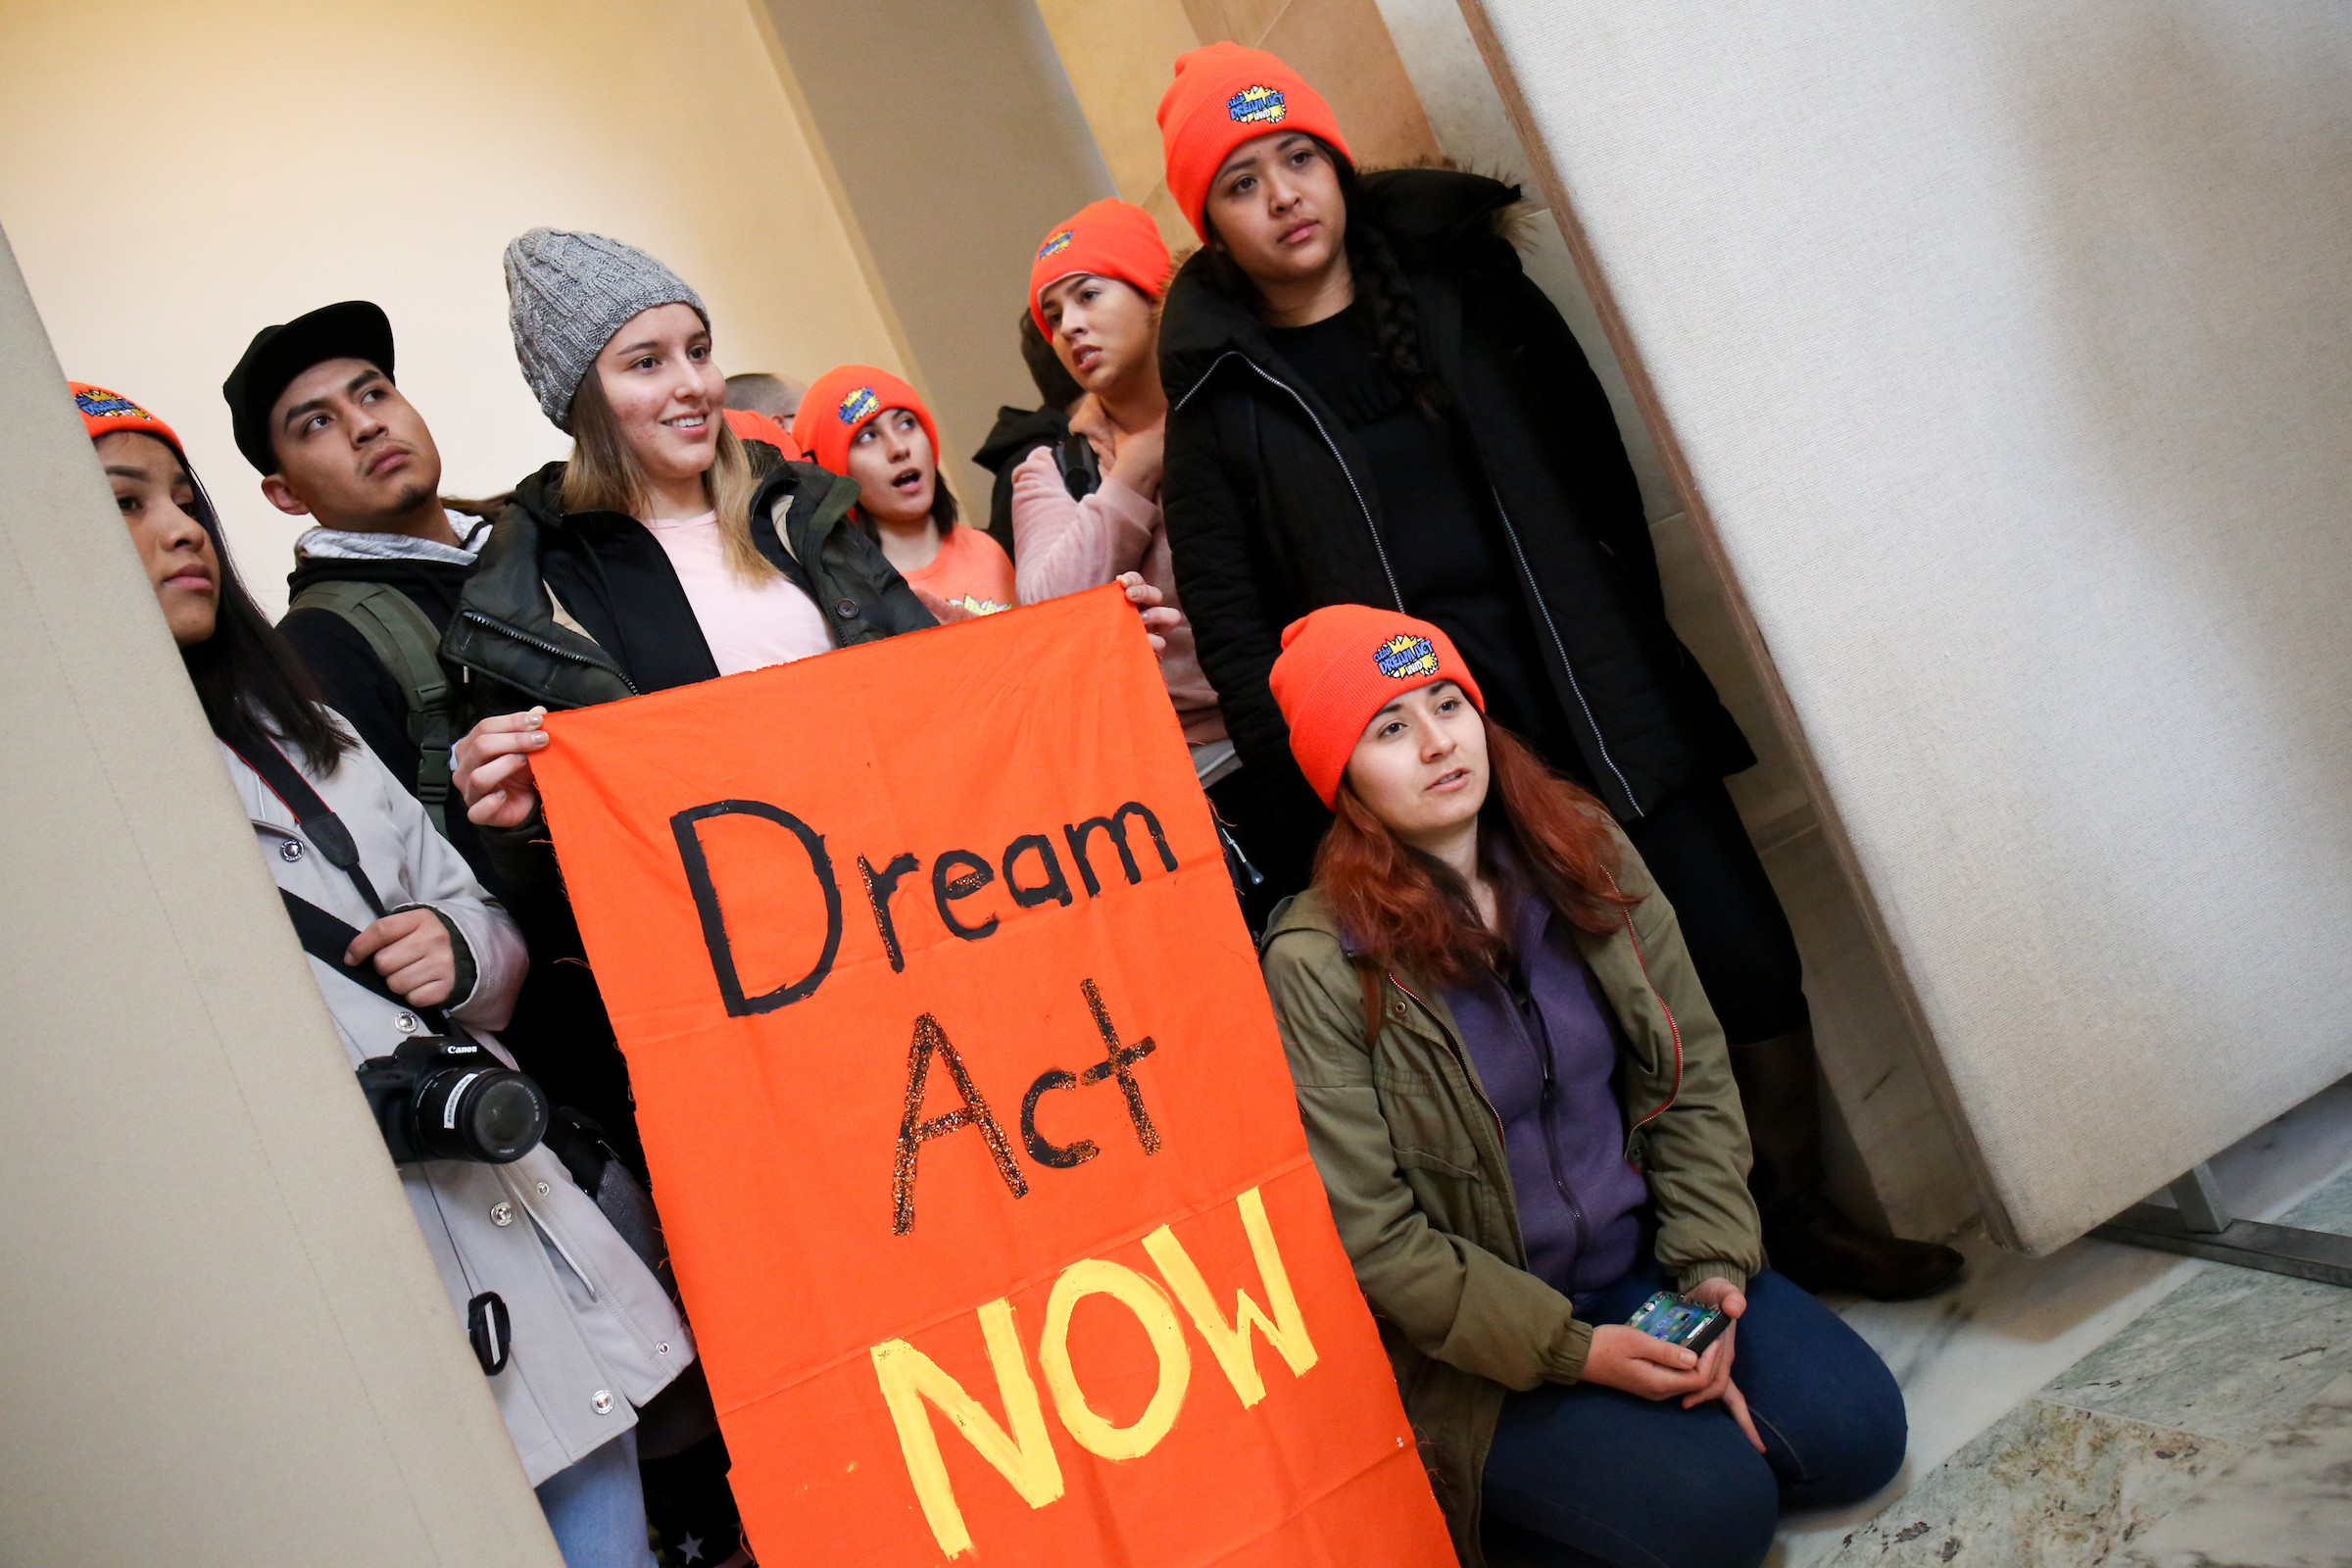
left=1175, top=351, right=1405, bottom=612
left=457, top=609, right=640, bottom=697
left=1487, top=483, right=1637, bottom=813
left=1508, top=970, right=1592, bottom=1260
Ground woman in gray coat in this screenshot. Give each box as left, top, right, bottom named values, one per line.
left=80, top=381, right=690, bottom=1568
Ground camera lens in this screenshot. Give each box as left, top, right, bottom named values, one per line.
left=414, top=1062, right=550, bottom=1163
left=466, top=1075, right=551, bottom=1161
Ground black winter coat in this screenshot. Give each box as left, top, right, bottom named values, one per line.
left=1160, top=169, right=1752, bottom=824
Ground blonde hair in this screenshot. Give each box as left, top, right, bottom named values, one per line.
left=563, top=368, right=770, bottom=581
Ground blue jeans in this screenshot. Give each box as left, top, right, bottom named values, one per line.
left=536, top=1429, right=656, bottom=1568
left=1482, top=1257, right=1904, bottom=1568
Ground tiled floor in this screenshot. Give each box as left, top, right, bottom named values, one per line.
left=1770, top=1078, right=2352, bottom=1567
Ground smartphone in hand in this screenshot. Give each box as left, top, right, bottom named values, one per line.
left=1627, top=1290, right=1730, bottom=1357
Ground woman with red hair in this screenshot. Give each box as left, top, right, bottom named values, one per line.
left=1259, top=606, right=1902, bottom=1568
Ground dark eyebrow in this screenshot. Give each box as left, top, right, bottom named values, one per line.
left=279, top=395, right=330, bottom=431
left=102, top=465, right=152, bottom=480
left=345, top=368, right=384, bottom=397
left=612, top=338, right=662, bottom=359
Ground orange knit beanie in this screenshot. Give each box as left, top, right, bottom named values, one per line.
left=1268, top=605, right=1485, bottom=808
left=1029, top=198, right=1174, bottom=337
left=792, top=365, right=937, bottom=480
left=1156, top=42, right=1350, bottom=241
left=74, top=382, right=185, bottom=459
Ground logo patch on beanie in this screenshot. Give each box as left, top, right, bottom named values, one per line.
left=1228, top=84, right=1288, bottom=125
left=74, top=387, right=157, bottom=422
left=1374, top=634, right=1440, bottom=680
left=1037, top=228, right=1075, bottom=261
left=837, top=386, right=881, bottom=426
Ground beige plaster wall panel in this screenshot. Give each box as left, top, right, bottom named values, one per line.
left=1033, top=0, right=1210, bottom=212
left=0, top=229, right=562, bottom=1566
left=758, top=0, right=1113, bottom=488
left=1461, top=0, right=2352, bottom=1252
left=0, top=0, right=903, bottom=618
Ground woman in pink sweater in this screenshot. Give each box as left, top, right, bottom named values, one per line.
left=1016, top=199, right=1290, bottom=923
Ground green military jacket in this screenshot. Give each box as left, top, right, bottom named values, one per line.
left=1257, top=824, right=1763, bottom=1565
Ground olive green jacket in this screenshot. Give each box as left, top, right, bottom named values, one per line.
left=1257, top=826, right=1763, bottom=1565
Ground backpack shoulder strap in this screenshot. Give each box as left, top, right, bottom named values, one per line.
left=288, top=580, right=457, bottom=834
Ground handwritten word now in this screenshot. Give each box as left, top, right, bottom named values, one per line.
left=869, top=1187, right=1317, bottom=1556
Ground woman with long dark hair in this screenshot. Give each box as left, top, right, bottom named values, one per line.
left=1153, top=45, right=1957, bottom=1298
left=1258, top=605, right=1903, bottom=1568
left=78, top=382, right=689, bottom=1568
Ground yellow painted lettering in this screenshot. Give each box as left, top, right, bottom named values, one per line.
left=1142, top=1186, right=1319, bottom=1407
left=1038, top=1258, right=1191, bottom=1460
left=869, top=1298, right=1064, bottom=1557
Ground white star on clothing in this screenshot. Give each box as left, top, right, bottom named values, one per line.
left=676, top=1532, right=704, bottom=1563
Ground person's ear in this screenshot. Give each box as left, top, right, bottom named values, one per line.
left=261, top=473, right=313, bottom=518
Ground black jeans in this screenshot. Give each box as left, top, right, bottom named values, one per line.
left=1619, top=778, right=1808, bottom=1047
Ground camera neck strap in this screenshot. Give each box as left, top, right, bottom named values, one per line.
left=227, top=735, right=391, bottom=919
left=228, top=736, right=452, bottom=1034
left=275, top=888, right=451, bottom=1033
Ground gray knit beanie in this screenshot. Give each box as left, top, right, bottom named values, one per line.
left=503, top=227, right=709, bottom=430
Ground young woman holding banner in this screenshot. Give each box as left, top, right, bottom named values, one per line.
left=79, top=381, right=688, bottom=1568
left=1257, top=606, right=1903, bottom=1568
left=451, top=231, right=1173, bottom=1564
left=1152, top=45, right=1959, bottom=1299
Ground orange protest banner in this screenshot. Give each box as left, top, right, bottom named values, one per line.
left=534, top=585, right=1451, bottom=1565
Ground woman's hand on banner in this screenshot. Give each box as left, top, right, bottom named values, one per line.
left=1116, top=570, right=1180, bottom=653
left=1680, top=1276, right=1764, bottom=1452
left=456, top=708, right=550, bottom=828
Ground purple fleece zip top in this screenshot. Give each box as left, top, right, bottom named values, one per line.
left=1440, top=886, right=1647, bottom=1300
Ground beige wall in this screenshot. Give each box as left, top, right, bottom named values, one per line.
left=756, top=0, right=1112, bottom=492
left=0, top=0, right=904, bottom=618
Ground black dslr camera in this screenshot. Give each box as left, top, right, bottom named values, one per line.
left=356, top=1037, right=550, bottom=1164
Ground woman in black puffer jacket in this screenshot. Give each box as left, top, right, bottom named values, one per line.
left=1154, top=43, right=1960, bottom=1301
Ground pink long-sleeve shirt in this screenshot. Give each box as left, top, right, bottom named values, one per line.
left=1009, top=442, right=1228, bottom=755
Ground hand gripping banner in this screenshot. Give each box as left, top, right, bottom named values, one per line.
left=535, top=586, right=1450, bottom=1564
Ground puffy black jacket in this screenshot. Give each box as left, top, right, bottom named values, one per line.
left=1160, top=169, right=1752, bottom=823
left=444, top=445, right=932, bottom=712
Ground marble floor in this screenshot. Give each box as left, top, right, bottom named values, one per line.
left=1769, top=1077, right=2352, bottom=1567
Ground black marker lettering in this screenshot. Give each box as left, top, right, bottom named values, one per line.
left=892, top=1013, right=1028, bottom=1234
left=931, top=849, right=1000, bottom=941
left=859, top=852, right=919, bottom=972
left=1061, top=802, right=1177, bottom=897
left=671, top=801, right=842, bottom=1015
left=1001, top=833, right=1074, bottom=909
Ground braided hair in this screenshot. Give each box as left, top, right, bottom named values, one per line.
left=1200, top=137, right=1451, bottom=424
